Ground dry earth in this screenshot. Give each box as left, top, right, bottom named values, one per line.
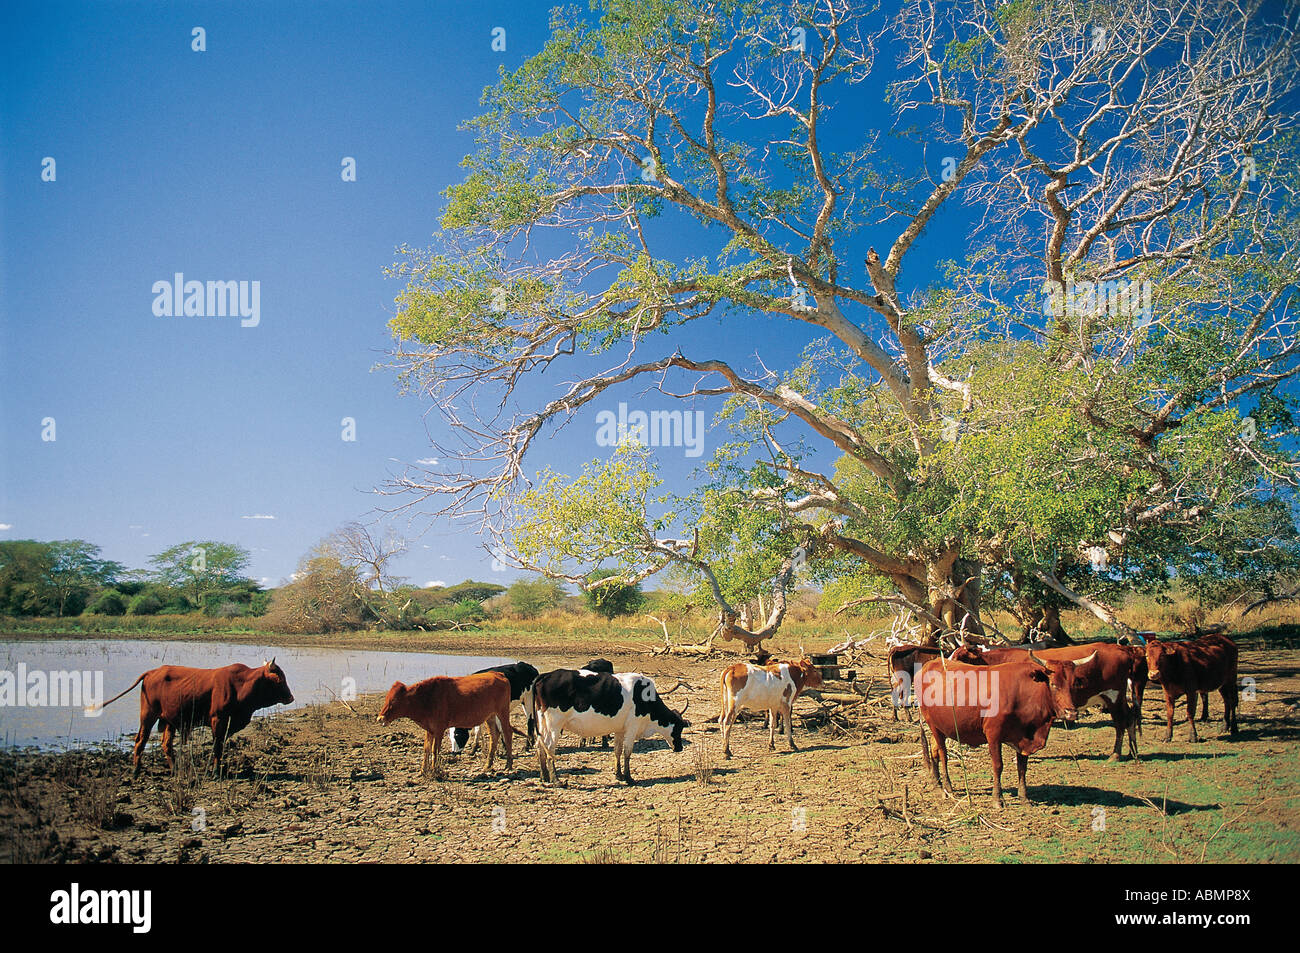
left=2, top=648, right=1298, bottom=863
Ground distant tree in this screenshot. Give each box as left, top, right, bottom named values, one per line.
left=0, top=540, right=57, bottom=615
left=506, top=577, right=567, bottom=618
left=325, top=522, right=409, bottom=625
left=582, top=569, right=646, bottom=620
left=149, top=541, right=252, bottom=610
left=263, top=543, right=367, bottom=633
left=424, top=580, right=508, bottom=605
left=47, top=541, right=123, bottom=617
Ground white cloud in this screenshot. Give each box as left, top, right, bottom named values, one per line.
left=241, top=514, right=276, bottom=520
left=0, top=524, right=11, bottom=531
left=439, top=554, right=450, bottom=560
left=424, top=580, right=447, bottom=588
left=416, top=458, right=439, bottom=466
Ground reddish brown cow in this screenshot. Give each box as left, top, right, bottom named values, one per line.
left=950, top=643, right=1142, bottom=761
left=93, top=660, right=294, bottom=774
left=1145, top=634, right=1239, bottom=742
left=376, top=672, right=513, bottom=779
left=918, top=654, right=1087, bottom=808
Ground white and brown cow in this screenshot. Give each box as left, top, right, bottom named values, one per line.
left=718, top=657, right=823, bottom=758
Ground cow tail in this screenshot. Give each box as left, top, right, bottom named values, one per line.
left=86, top=672, right=147, bottom=713
left=718, top=670, right=729, bottom=725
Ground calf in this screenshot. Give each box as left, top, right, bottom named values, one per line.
left=93, top=659, right=294, bottom=775
left=1145, top=633, right=1239, bottom=742
left=377, top=672, right=513, bottom=779
left=445, top=661, right=539, bottom=753
left=533, top=669, right=689, bottom=784
left=918, top=653, right=1088, bottom=807
left=718, top=657, right=823, bottom=758
left=950, top=643, right=1141, bottom=761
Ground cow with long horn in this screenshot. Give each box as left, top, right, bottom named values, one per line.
left=949, top=642, right=1143, bottom=761
left=918, top=653, right=1090, bottom=808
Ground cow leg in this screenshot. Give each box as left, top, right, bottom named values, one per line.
left=1108, top=700, right=1125, bottom=761
left=1199, top=691, right=1210, bottom=722
left=1124, top=698, right=1141, bottom=763
left=768, top=707, right=777, bottom=751
left=432, top=730, right=447, bottom=779
left=935, top=735, right=953, bottom=796
left=535, top=736, right=549, bottom=783
left=989, top=742, right=1005, bottom=809
left=161, top=724, right=177, bottom=772
left=784, top=700, right=797, bottom=752
left=923, top=732, right=940, bottom=785
left=483, top=717, right=500, bottom=773
left=422, top=731, right=433, bottom=777
left=721, top=705, right=735, bottom=760
left=1186, top=691, right=1199, bottom=743
left=502, top=712, right=513, bottom=771
left=1223, top=682, right=1238, bottom=736
left=1015, top=751, right=1030, bottom=803
left=1163, top=692, right=1176, bottom=742
left=132, top=714, right=158, bottom=775
left=210, top=716, right=229, bottom=776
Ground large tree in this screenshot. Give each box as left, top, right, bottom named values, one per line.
left=385, top=0, right=1299, bottom=643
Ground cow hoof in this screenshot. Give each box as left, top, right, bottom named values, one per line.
left=1108, top=752, right=1121, bottom=762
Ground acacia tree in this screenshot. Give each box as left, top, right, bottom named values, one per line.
left=385, top=0, right=1299, bottom=643
left=149, top=541, right=252, bottom=610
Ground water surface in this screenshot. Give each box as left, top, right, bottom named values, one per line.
left=0, top=639, right=514, bottom=750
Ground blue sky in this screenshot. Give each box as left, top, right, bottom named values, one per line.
left=1, top=1, right=965, bottom=590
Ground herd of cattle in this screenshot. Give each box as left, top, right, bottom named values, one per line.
left=89, top=631, right=1243, bottom=807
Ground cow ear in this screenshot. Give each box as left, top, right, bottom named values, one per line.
left=1030, top=669, right=1049, bottom=683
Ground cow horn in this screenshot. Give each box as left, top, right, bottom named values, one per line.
left=1076, top=651, right=1097, bottom=666
left=1026, top=650, right=1049, bottom=668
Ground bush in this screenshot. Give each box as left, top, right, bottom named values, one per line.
left=127, top=592, right=163, bottom=616
left=84, top=589, right=127, bottom=616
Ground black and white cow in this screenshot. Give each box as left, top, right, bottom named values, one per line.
left=533, top=669, right=690, bottom=785
left=579, top=658, right=615, bottom=749
left=445, top=661, right=540, bottom=754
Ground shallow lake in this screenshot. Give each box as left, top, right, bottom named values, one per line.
left=0, top=639, right=515, bottom=750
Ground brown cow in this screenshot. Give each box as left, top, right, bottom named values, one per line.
left=886, top=642, right=943, bottom=721
left=918, top=654, right=1087, bottom=807
left=376, top=672, right=513, bottom=779
left=950, top=642, right=1142, bottom=761
left=718, top=657, right=823, bottom=758
left=1145, top=633, right=1239, bottom=742
left=93, top=659, right=294, bottom=775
